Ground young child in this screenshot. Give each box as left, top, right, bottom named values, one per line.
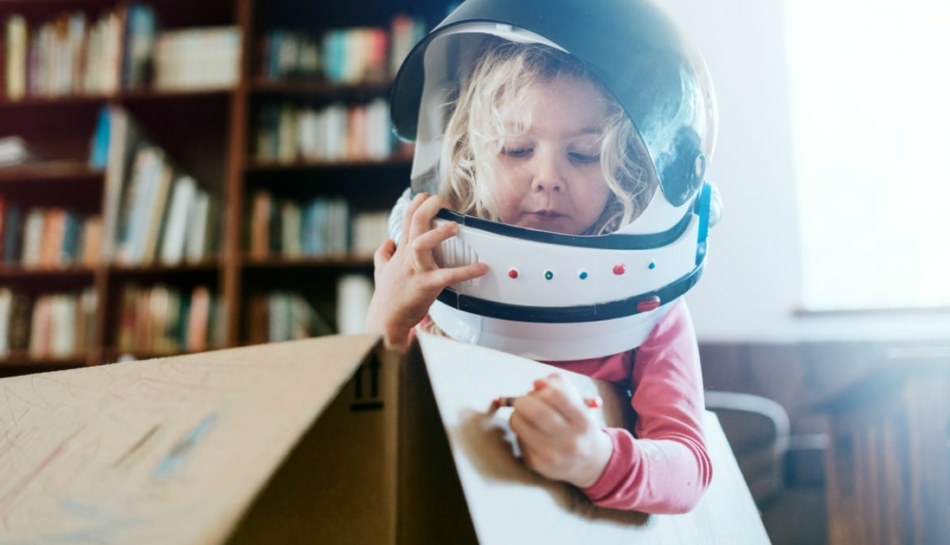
left=367, top=0, right=718, bottom=514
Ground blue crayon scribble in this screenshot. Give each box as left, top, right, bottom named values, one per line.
left=9, top=500, right=147, bottom=545
left=152, top=413, right=218, bottom=480
left=59, top=499, right=105, bottom=519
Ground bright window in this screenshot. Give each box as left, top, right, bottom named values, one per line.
left=785, top=0, right=950, bottom=310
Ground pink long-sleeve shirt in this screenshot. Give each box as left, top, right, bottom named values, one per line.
left=544, top=299, right=712, bottom=513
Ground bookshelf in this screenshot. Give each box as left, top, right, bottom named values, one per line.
left=0, top=0, right=455, bottom=375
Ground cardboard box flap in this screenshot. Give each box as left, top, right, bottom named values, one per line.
left=1, top=331, right=770, bottom=544
left=0, top=333, right=381, bottom=544
left=407, top=332, right=771, bottom=545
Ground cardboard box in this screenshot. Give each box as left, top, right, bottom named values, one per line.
left=0, top=333, right=769, bottom=544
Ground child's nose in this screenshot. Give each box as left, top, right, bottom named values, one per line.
left=531, top=152, right=565, bottom=193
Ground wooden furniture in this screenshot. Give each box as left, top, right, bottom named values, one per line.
left=0, top=333, right=771, bottom=544
left=0, top=0, right=451, bottom=376
left=816, top=346, right=950, bottom=545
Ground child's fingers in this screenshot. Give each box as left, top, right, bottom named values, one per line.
left=374, top=239, right=395, bottom=268
left=429, top=262, right=489, bottom=288
left=408, top=194, right=446, bottom=242
left=401, top=192, right=430, bottom=243
left=410, top=221, right=458, bottom=257
left=509, top=393, right=571, bottom=435
left=511, top=418, right=556, bottom=465
left=531, top=375, right=590, bottom=427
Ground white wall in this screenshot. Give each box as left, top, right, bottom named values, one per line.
left=658, top=0, right=950, bottom=342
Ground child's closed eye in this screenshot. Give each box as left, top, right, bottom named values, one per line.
left=502, top=146, right=533, bottom=158
left=568, top=151, right=600, bottom=164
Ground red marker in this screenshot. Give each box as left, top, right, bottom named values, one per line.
left=491, top=395, right=603, bottom=410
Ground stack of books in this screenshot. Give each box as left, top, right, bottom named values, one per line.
left=0, top=287, right=97, bottom=358
left=244, top=290, right=333, bottom=344
left=257, top=14, right=427, bottom=83
left=117, top=283, right=223, bottom=355
left=3, top=4, right=155, bottom=100
left=92, top=106, right=217, bottom=266
left=247, top=191, right=349, bottom=260
left=0, top=203, right=101, bottom=268
left=255, top=98, right=395, bottom=164
left=153, top=27, right=241, bottom=91
left=2, top=3, right=240, bottom=100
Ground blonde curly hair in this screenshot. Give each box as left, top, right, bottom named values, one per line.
left=437, top=38, right=658, bottom=235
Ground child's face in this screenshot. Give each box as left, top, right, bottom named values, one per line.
left=489, top=77, right=612, bottom=235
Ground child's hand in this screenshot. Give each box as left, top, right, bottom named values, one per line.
left=365, top=192, right=488, bottom=349
left=508, top=374, right=613, bottom=489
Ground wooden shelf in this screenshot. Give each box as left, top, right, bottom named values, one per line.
left=242, top=255, right=374, bottom=269
left=251, top=78, right=392, bottom=97
left=0, top=266, right=97, bottom=280
left=0, top=88, right=232, bottom=109
left=245, top=156, right=412, bottom=172
left=0, top=161, right=103, bottom=183
left=0, top=262, right=223, bottom=280
left=0, top=353, right=88, bottom=368
left=0, top=94, right=106, bottom=109
left=107, top=261, right=222, bottom=275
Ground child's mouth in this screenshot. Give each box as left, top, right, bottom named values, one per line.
left=521, top=210, right=570, bottom=232
left=530, top=210, right=564, bottom=219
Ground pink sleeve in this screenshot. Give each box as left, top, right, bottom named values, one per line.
left=581, top=300, right=713, bottom=513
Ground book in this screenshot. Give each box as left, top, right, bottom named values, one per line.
left=103, top=7, right=129, bottom=93
left=288, top=294, right=311, bottom=340
left=351, top=210, right=390, bottom=257
left=5, top=15, right=28, bottom=100
left=39, top=209, right=66, bottom=267
left=61, top=211, right=79, bottom=265
left=0, top=198, right=6, bottom=259
left=389, top=15, right=427, bottom=77
left=8, top=292, right=30, bottom=352
left=118, top=285, right=138, bottom=351
left=123, top=4, right=156, bottom=89
left=50, top=295, right=76, bottom=357
left=2, top=205, right=20, bottom=264
left=82, top=288, right=97, bottom=351
left=163, top=289, right=181, bottom=353
left=280, top=200, right=302, bottom=258
left=250, top=191, right=271, bottom=259
left=140, top=159, right=174, bottom=264
left=267, top=292, right=289, bottom=342
left=101, top=107, right=144, bottom=263
left=335, top=274, right=373, bottom=335
left=116, top=146, right=157, bottom=263
left=365, top=98, right=392, bottom=160
left=345, top=105, right=367, bottom=160
left=148, top=285, right=169, bottom=353
left=154, top=27, right=241, bottom=90
left=75, top=288, right=97, bottom=352
left=0, top=288, right=12, bottom=356
left=29, top=296, right=51, bottom=357
left=81, top=217, right=102, bottom=266
left=160, top=175, right=197, bottom=265
left=21, top=209, right=45, bottom=268
left=185, top=190, right=211, bottom=263
left=277, top=104, right=297, bottom=163
left=187, top=285, right=210, bottom=352
left=89, top=109, right=112, bottom=169
left=134, top=286, right=151, bottom=352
